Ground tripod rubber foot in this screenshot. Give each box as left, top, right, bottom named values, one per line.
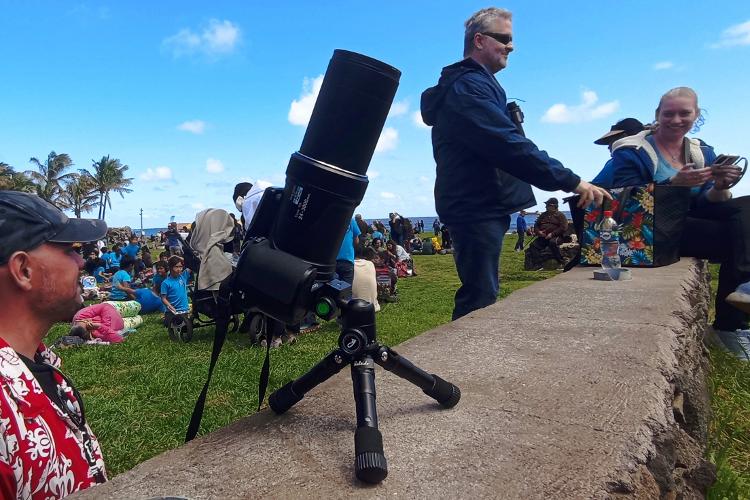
left=268, top=381, right=303, bottom=414
left=354, top=427, right=388, bottom=483
left=424, top=375, right=461, bottom=408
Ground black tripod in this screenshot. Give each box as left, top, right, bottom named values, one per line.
left=268, top=298, right=461, bottom=484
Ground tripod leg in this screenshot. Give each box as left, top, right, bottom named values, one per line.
left=268, top=349, right=348, bottom=414
left=351, top=355, right=388, bottom=483
left=375, top=347, right=461, bottom=408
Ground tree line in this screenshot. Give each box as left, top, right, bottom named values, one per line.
left=0, top=152, right=133, bottom=219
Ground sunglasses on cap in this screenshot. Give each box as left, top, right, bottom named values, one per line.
left=481, top=32, right=513, bottom=45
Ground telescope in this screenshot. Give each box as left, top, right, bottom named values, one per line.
left=191, top=49, right=461, bottom=484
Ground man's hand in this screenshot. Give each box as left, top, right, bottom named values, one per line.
left=574, top=180, right=611, bottom=208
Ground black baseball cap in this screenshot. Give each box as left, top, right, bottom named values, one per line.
left=594, top=118, right=645, bottom=145
left=0, top=191, right=108, bottom=265
left=544, top=197, right=559, bottom=206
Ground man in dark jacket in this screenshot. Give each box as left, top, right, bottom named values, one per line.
left=420, top=7, right=608, bottom=320
left=532, top=198, right=568, bottom=263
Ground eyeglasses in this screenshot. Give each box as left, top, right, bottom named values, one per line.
left=481, top=32, right=513, bottom=45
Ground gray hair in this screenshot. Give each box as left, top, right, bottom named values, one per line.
left=464, top=7, right=512, bottom=57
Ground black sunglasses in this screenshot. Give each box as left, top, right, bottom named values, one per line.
left=481, top=32, right=513, bottom=45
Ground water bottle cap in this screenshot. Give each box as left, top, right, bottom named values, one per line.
left=603, top=210, right=613, bottom=217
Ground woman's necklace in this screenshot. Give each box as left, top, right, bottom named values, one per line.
left=655, top=136, right=684, bottom=164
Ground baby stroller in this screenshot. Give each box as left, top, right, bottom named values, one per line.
left=165, top=209, right=242, bottom=342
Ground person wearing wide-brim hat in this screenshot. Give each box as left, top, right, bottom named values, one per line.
left=594, top=118, right=646, bottom=149
left=0, top=191, right=109, bottom=495
left=531, top=197, right=568, bottom=264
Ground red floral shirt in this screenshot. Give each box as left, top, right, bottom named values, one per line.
left=0, top=338, right=106, bottom=499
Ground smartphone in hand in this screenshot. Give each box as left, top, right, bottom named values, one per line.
left=711, top=154, right=740, bottom=168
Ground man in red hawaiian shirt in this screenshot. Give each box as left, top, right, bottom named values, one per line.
left=0, top=191, right=108, bottom=498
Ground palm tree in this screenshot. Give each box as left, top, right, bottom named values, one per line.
left=60, top=173, right=100, bottom=217
left=0, top=162, right=13, bottom=190
left=88, top=155, right=134, bottom=220
left=0, top=163, right=35, bottom=192
left=25, top=152, right=76, bottom=207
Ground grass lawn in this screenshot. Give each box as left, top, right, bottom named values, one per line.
left=705, top=264, right=750, bottom=498
left=45, top=234, right=747, bottom=497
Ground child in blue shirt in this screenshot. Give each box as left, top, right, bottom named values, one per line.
left=160, top=256, right=192, bottom=314
left=110, top=256, right=137, bottom=300
left=109, top=244, right=123, bottom=272
left=121, top=236, right=141, bottom=259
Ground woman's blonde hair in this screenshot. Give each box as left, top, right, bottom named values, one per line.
left=655, top=86, right=705, bottom=132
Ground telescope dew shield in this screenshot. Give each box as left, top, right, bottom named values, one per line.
left=271, top=50, right=401, bottom=281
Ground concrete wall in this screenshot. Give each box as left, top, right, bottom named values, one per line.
left=74, top=259, right=714, bottom=499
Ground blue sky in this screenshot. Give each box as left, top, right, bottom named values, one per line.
left=1, top=1, right=749, bottom=229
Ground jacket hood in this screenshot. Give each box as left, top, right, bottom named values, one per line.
left=421, top=58, right=485, bottom=126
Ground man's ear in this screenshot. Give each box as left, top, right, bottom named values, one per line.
left=6, top=251, right=34, bottom=291
left=473, top=32, right=485, bottom=51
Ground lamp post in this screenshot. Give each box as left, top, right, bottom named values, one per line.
left=140, top=208, right=144, bottom=237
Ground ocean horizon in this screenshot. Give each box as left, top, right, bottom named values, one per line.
left=135, top=211, right=571, bottom=237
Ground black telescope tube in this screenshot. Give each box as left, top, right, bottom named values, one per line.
left=301, top=49, right=401, bottom=175
left=270, top=50, right=401, bottom=281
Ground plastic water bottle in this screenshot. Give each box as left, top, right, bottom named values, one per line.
left=598, top=210, right=621, bottom=279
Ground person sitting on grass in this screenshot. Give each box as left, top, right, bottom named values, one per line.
left=110, top=255, right=137, bottom=300
left=109, top=244, right=123, bottom=272
left=353, top=245, right=380, bottom=312
left=160, top=256, right=192, bottom=318
left=121, top=235, right=141, bottom=260
left=84, top=249, right=110, bottom=283
left=153, top=250, right=169, bottom=273
left=372, top=244, right=399, bottom=303
left=152, top=261, right=168, bottom=295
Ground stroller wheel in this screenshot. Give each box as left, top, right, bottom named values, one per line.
left=228, top=315, right=240, bottom=333
left=167, top=321, right=178, bottom=342
left=178, top=316, right=194, bottom=342
left=169, top=313, right=193, bottom=342
left=247, top=314, right=264, bottom=345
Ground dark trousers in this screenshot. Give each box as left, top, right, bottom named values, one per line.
left=531, top=235, right=564, bottom=262
left=681, top=196, right=750, bottom=331
left=335, top=259, right=354, bottom=285
left=514, top=230, right=525, bottom=250
left=448, top=216, right=510, bottom=321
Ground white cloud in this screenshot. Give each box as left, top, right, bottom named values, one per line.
left=191, top=202, right=205, bottom=210
left=412, top=110, right=430, bottom=129
left=380, top=192, right=396, bottom=199
left=140, top=166, right=173, bottom=181
left=375, top=127, right=398, bottom=153
left=541, top=90, right=619, bottom=124
left=368, top=170, right=380, bottom=180
left=206, top=158, right=225, bottom=174
left=177, top=120, right=206, bottom=134
left=710, top=20, right=750, bottom=48
left=652, top=61, right=674, bottom=70
left=288, top=75, right=324, bottom=126
left=389, top=100, right=409, bottom=117
left=162, top=19, right=241, bottom=59
left=419, top=175, right=431, bottom=183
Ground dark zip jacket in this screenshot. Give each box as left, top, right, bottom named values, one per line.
left=420, top=58, right=580, bottom=224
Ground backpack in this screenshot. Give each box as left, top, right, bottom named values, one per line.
left=421, top=238, right=435, bottom=255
